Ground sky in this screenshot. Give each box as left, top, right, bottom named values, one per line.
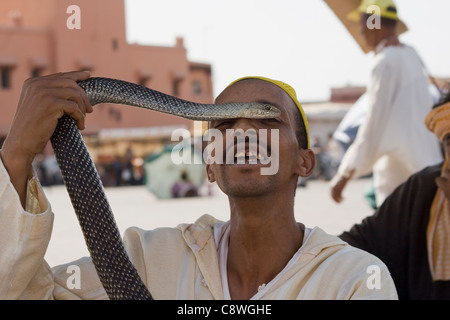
left=124, top=0, right=450, bottom=103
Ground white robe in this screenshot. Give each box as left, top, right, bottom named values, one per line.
left=337, top=44, right=443, bottom=206
left=0, top=157, right=397, bottom=300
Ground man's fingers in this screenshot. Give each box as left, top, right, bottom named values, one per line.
left=56, top=99, right=86, bottom=130
left=41, top=70, right=90, bottom=82
left=330, top=175, right=348, bottom=204
left=51, top=86, right=92, bottom=115
left=3, top=71, right=92, bottom=175
left=333, top=194, right=343, bottom=203
left=39, top=75, right=93, bottom=113
left=65, top=70, right=91, bottom=82
left=330, top=186, right=343, bottom=203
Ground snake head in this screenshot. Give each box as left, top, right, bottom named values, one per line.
left=239, top=102, right=281, bottom=119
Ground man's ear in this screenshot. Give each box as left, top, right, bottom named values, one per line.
left=206, top=164, right=216, bottom=183
left=296, top=149, right=316, bottom=177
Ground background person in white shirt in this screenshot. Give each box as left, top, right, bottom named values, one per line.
left=330, top=0, right=443, bottom=208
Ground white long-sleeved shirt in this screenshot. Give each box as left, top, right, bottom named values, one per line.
left=0, top=157, right=397, bottom=300
left=337, top=44, right=443, bottom=206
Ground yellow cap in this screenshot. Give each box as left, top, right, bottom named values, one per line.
left=347, top=0, right=399, bottom=22
left=227, top=76, right=310, bottom=149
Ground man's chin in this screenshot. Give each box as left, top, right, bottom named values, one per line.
left=217, top=169, right=277, bottom=198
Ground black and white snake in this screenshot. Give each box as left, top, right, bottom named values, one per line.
left=49, top=77, right=280, bottom=300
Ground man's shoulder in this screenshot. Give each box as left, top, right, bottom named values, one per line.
left=303, top=227, right=347, bottom=253
left=401, top=162, right=443, bottom=192
left=416, top=162, right=443, bottom=177
left=375, top=44, right=421, bottom=68
left=178, top=214, right=224, bottom=230
left=123, top=214, right=223, bottom=252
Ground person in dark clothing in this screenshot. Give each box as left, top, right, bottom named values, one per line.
left=340, top=91, right=450, bottom=299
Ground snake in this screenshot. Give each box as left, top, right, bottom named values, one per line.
left=49, top=77, right=280, bottom=300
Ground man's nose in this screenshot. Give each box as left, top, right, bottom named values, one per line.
left=227, top=118, right=259, bottom=140
left=226, top=119, right=259, bottom=162
left=231, top=118, right=258, bottom=132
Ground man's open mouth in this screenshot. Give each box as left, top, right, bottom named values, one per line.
left=234, top=150, right=268, bottom=164
left=225, top=142, right=271, bottom=165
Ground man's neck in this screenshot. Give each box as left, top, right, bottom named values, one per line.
left=225, top=196, right=304, bottom=299
left=375, top=34, right=400, bottom=53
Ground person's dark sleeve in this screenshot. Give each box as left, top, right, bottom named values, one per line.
left=339, top=163, right=442, bottom=299
left=340, top=176, right=415, bottom=259
left=340, top=164, right=441, bottom=253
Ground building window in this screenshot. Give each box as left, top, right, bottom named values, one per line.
left=1, top=67, right=11, bottom=89
left=192, top=81, right=202, bottom=95
left=108, top=107, right=121, bottom=122
left=138, top=77, right=149, bottom=87
left=112, top=38, right=118, bottom=51
left=31, top=67, right=42, bottom=78
left=172, top=79, right=182, bottom=97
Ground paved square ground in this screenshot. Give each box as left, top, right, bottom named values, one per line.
left=44, top=178, right=374, bottom=266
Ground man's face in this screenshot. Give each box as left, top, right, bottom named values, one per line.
left=359, top=13, right=379, bottom=50
left=206, top=79, right=313, bottom=198
left=437, top=133, right=450, bottom=201
left=444, top=134, right=450, bottom=159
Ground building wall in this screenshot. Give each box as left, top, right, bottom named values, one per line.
left=0, top=25, right=52, bottom=135
left=0, top=0, right=213, bottom=139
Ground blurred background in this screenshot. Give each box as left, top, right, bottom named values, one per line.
left=1, top=0, right=449, bottom=197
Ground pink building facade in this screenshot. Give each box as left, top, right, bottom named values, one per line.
left=0, top=0, right=213, bottom=141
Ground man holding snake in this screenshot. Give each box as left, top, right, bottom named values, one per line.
left=0, top=71, right=396, bottom=299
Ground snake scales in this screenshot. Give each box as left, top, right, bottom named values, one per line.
left=49, top=77, right=280, bottom=300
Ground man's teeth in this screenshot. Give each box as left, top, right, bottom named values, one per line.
left=234, top=151, right=264, bottom=160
